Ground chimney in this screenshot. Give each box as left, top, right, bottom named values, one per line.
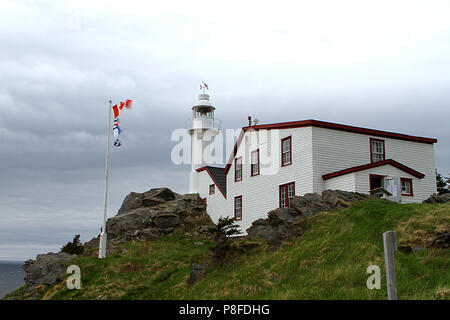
left=248, top=116, right=252, bottom=126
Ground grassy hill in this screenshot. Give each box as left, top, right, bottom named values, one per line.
left=5, top=199, right=449, bottom=300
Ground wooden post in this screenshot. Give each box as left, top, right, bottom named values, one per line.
left=383, top=230, right=398, bottom=300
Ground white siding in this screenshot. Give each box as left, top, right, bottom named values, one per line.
left=197, top=171, right=228, bottom=223
left=324, top=173, right=356, bottom=192
left=354, top=165, right=426, bottom=203
left=224, top=127, right=314, bottom=234
left=199, top=124, right=437, bottom=233
left=311, top=126, right=436, bottom=202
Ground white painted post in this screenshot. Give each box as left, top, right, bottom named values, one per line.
left=98, top=100, right=112, bottom=259
left=383, top=230, right=398, bottom=300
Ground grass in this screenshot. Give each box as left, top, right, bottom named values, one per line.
left=4, top=199, right=449, bottom=300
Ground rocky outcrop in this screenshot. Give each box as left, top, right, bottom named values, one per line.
left=16, top=188, right=212, bottom=298
left=107, top=188, right=214, bottom=241
left=23, top=252, right=77, bottom=292
left=423, top=193, right=450, bottom=204
left=247, top=190, right=368, bottom=245
left=117, top=188, right=180, bottom=215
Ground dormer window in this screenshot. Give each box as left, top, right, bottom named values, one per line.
left=281, top=136, right=292, bottom=166
left=370, top=138, right=385, bottom=163
left=235, top=157, right=242, bottom=182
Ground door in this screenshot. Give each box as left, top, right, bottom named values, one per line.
left=279, top=182, right=295, bottom=208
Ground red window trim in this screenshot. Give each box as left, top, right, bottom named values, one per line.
left=224, top=120, right=437, bottom=175
left=279, top=182, right=295, bottom=208
left=400, top=178, right=414, bottom=196
left=369, top=174, right=385, bottom=191
left=234, top=156, right=243, bottom=182
left=209, top=184, right=215, bottom=195
left=234, top=195, right=242, bottom=221
left=281, top=136, right=292, bottom=167
left=251, top=149, right=260, bottom=176
left=370, top=138, right=385, bottom=163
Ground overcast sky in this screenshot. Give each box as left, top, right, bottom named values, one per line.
left=1, top=0, right=449, bottom=261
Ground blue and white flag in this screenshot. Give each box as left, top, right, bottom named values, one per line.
left=113, top=117, right=122, bottom=147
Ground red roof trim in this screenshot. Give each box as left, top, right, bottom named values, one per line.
left=224, top=119, right=437, bottom=175
left=224, top=129, right=246, bottom=174
left=196, top=166, right=227, bottom=198
left=322, top=159, right=425, bottom=180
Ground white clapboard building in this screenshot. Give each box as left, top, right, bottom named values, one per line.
left=188, top=92, right=438, bottom=232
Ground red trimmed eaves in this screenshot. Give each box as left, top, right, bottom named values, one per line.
left=223, top=119, right=436, bottom=175
left=322, top=159, right=425, bottom=180
left=196, top=167, right=227, bottom=198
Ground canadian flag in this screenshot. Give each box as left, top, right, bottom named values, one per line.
left=119, top=99, right=133, bottom=111
left=111, top=99, right=132, bottom=147
left=112, top=99, right=133, bottom=117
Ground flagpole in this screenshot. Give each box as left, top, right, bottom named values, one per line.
left=99, top=100, right=112, bottom=258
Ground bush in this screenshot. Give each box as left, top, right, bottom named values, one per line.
left=60, top=234, right=84, bottom=255
left=211, top=217, right=241, bottom=263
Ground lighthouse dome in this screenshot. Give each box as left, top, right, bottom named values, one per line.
left=194, top=93, right=213, bottom=107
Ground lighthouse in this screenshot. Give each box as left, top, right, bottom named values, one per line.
left=189, top=84, right=219, bottom=193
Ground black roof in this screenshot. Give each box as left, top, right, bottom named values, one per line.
left=205, top=166, right=226, bottom=196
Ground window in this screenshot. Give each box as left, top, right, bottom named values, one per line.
left=401, top=178, right=413, bottom=196
left=281, top=136, right=292, bottom=166
left=370, top=138, right=385, bottom=163
left=251, top=149, right=260, bottom=176
left=209, top=184, right=215, bottom=195
left=235, top=157, right=242, bottom=181
left=279, top=182, right=295, bottom=208
left=234, top=196, right=242, bottom=220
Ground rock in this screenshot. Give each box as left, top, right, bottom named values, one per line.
left=186, top=263, right=210, bottom=286
left=152, top=212, right=181, bottom=228
left=398, top=245, right=413, bottom=253
left=126, top=228, right=161, bottom=241
left=142, top=188, right=176, bottom=207
left=423, top=193, right=450, bottom=204
left=117, top=192, right=143, bottom=215
left=247, top=190, right=368, bottom=244
left=425, top=231, right=450, bottom=249
left=321, top=190, right=367, bottom=209
left=270, top=274, right=281, bottom=282
left=107, top=207, right=157, bottom=238
left=102, top=188, right=214, bottom=242
left=181, top=193, right=201, bottom=201
left=246, top=217, right=303, bottom=245
left=23, top=252, right=77, bottom=291
left=141, top=197, right=166, bottom=207
left=197, top=225, right=217, bottom=234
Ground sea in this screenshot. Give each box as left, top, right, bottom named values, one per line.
left=0, top=261, right=26, bottom=299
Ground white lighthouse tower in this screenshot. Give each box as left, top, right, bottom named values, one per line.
left=189, top=84, right=219, bottom=193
